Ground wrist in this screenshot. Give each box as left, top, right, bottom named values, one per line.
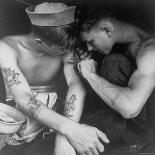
left=60, top=119, right=75, bottom=136
left=55, top=133, right=67, bottom=141
left=86, top=72, right=98, bottom=82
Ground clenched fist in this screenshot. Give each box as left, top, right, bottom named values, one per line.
left=78, top=59, right=97, bottom=79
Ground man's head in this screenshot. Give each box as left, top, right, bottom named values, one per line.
left=26, top=2, right=78, bottom=55
left=78, top=5, right=118, bottom=55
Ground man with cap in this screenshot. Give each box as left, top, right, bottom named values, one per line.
left=0, top=2, right=109, bottom=155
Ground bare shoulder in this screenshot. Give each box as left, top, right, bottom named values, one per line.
left=133, top=26, right=155, bottom=74
left=0, top=35, right=21, bottom=59
left=136, top=46, right=155, bottom=76
left=129, top=24, right=155, bottom=53
left=136, top=28, right=155, bottom=62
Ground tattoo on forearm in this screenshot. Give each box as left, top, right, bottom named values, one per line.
left=64, top=95, right=77, bottom=118
left=26, top=96, right=44, bottom=118
left=32, top=91, right=39, bottom=98
left=1, top=67, right=21, bottom=87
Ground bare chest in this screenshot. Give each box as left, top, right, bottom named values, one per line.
left=18, top=53, right=63, bottom=85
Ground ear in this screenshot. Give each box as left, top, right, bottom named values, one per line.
left=100, top=23, right=113, bottom=38
left=34, top=38, right=44, bottom=46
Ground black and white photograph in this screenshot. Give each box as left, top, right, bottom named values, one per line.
left=0, top=0, right=155, bottom=154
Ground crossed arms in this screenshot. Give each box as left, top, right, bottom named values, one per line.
left=0, top=41, right=109, bottom=155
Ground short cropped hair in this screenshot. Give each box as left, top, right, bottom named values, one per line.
left=77, top=4, right=115, bottom=33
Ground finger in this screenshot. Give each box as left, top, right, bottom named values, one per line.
left=96, top=142, right=104, bottom=153
left=96, top=129, right=110, bottom=144
left=92, top=148, right=99, bottom=155
left=85, top=151, right=93, bottom=155
left=90, top=60, right=95, bottom=65
left=94, top=61, right=97, bottom=67
left=77, top=63, right=81, bottom=72
left=82, top=151, right=91, bottom=155
left=81, top=124, right=90, bottom=127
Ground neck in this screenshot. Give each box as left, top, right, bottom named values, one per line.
left=20, top=33, right=45, bottom=54
left=25, top=33, right=40, bottom=49
left=114, top=21, right=140, bottom=44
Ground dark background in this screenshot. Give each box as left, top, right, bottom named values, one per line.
left=0, top=0, right=155, bottom=119
left=0, top=0, right=155, bottom=38
left=0, top=0, right=154, bottom=152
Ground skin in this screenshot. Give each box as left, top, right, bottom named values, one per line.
left=79, top=18, right=155, bottom=119
left=0, top=33, right=109, bottom=155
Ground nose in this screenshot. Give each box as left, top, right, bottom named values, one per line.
left=86, top=43, right=94, bottom=51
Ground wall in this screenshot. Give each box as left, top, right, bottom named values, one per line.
left=0, top=0, right=154, bottom=38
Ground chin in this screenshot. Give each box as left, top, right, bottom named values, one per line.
left=97, top=49, right=110, bottom=55
left=104, top=51, right=111, bottom=55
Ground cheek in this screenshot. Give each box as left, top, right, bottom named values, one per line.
left=102, top=38, right=112, bottom=48
left=95, top=39, right=107, bottom=49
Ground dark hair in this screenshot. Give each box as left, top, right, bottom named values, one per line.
left=77, top=1, right=155, bottom=34
left=31, top=21, right=91, bottom=60
left=31, top=23, right=79, bottom=51
left=77, top=4, right=115, bottom=32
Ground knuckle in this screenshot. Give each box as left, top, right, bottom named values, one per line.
left=89, top=142, right=95, bottom=149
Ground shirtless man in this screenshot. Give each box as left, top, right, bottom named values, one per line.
left=0, top=3, right=109, bottom=155
left=77, top=4, right=155, bottom=151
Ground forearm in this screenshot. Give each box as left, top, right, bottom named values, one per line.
left=0, top=57, right=76, bottom=136
left=85, top=73, right=133, bottom=117
left=63, top=81, right=86, bottom=122
left=15, top=93, right=74, bottom=135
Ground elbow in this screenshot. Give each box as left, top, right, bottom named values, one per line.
left=121, top=110, right=139, bottom=119
left=116, top=91, right=142, bottom=119
left=120, top=103, right=141, bottom=119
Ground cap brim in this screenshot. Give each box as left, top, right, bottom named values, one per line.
left=26, top=5, right=76, bottom=26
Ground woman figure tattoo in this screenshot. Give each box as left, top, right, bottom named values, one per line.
left=1, top=67, right=21, bottom=86
left=26, top=96, right=44, bottom=118
left=64, top=94, right=77, bottom=118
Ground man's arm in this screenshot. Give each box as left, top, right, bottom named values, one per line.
left=54, top=52, right=110, bottom=155
left=54, top=52, right=86, bottom=155
left=79, top=38, right=155, bottom=119
left=0, top=41, right=109, bottom=155
left=63, top=52, right=86, bottom=122
left=0, top=41, right=74, bottom=133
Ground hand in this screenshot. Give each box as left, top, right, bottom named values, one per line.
left=78, top=59, right=97, bottom=79
left=64, top=122, right=110, bottom=155
left=54, top=134, right=76, bottom=155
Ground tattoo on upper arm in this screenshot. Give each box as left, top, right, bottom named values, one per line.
left=64, top=95, right=77, bottom=118
left=67, top=52, right=80, bottom=65
left=1, top=67, right=21, bottom=87
left=26, top=96, right=44, bottom=118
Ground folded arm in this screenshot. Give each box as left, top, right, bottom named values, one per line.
left=79, top=38, right=155, bottom=119
left=0, top=41, right=74, bottom=134
left=63, top=52, right=86, bottom=122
